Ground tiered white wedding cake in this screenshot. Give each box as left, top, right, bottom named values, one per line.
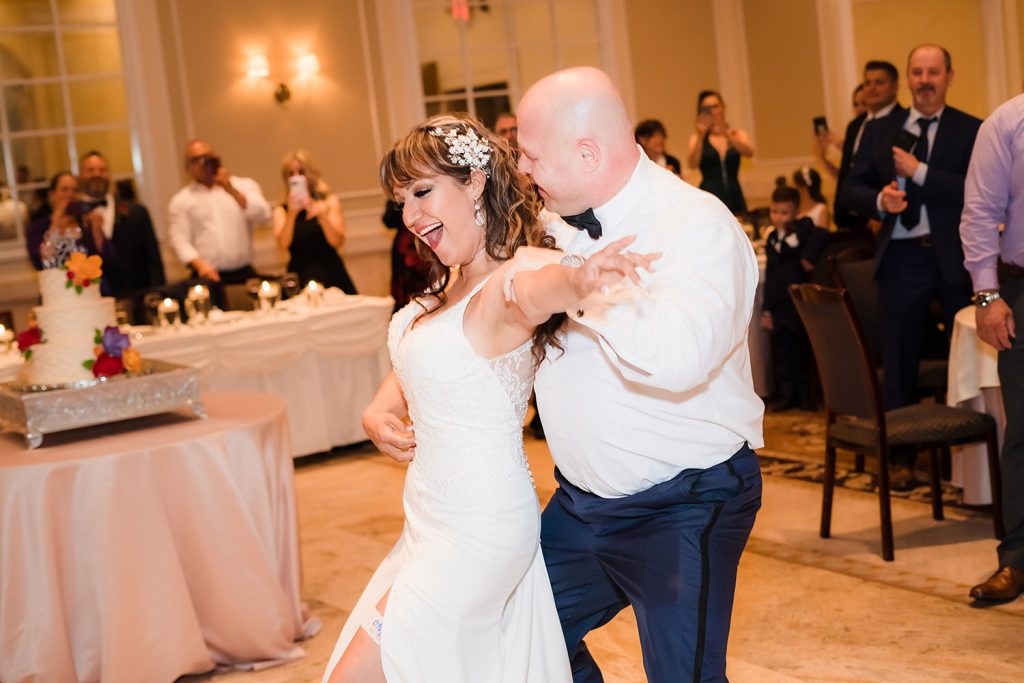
left=18, top=254, right=137, bottom=386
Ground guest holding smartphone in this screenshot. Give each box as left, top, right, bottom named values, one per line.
left=687, top=89, right=754, bottom=216
left=273, top=150, right=357, bottom=294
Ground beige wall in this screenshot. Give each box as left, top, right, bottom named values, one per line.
left=624, top=0, right=719, bottom=170
left=852, top=0, right=989, bottom=118
left=158, top=0, right=393, bottom=294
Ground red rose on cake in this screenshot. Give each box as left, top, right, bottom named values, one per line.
left=83, top=326, right=140, bottom=378
left=17, top=326, right=43, bottom=359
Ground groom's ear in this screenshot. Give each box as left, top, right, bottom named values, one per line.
left=578, top=139, right=600, bottom=173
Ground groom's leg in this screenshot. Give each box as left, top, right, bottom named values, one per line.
left=542, top=472, right=630, bottom=683
left=599, top=445, right=762, bottom=683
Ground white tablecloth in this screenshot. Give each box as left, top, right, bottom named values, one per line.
left=132, top=296, right=393, bottom=457
left=947, top=305, right=1005, bottom=505
left=0, top=394, right=313, bottom=683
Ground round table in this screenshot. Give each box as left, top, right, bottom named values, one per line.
left=0, top=394, right=313, bottom=683
left=947, top=306, right=1005, bottom=505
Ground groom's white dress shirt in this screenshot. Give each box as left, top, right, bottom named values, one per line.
left=536, top=152, right=764, bottom=498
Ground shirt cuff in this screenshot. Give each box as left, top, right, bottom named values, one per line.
left=875, top=192, right=886, bottom=215
left=912, top=161, right=928, bottom=186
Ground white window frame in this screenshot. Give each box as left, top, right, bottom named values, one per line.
left=0, top=0, right=139, bottom=261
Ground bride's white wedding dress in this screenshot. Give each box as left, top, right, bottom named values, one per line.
left=323, top=278, right=571, bottom=682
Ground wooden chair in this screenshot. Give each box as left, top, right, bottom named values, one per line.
left=788, top=283, right=1003, bottom=561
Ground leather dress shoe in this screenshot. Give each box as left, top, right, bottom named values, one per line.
left=969, top=566, right=1024, bottom=601
left=888, top=464, right=917, bottom=492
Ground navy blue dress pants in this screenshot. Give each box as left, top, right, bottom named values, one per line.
left=541, top=444, right=762, bottom=683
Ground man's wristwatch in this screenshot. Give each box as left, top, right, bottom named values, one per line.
left=971, top=289, right=1001, bottom=307
left=559, top=254, right=584, bottom=268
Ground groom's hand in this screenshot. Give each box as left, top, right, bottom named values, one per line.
left=363, top=411, right=416, bottom=462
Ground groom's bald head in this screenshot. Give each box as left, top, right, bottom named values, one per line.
left=517, top=67, right=639, bottom=215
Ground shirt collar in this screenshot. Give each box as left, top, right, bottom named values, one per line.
left=591, top=147, right=648, bottom=239
left=868, top=100, right=899, bottom=120
left=908, top=105, right=945, bottom=125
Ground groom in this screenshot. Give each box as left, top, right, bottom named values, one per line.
left=515, top=68, right=764, bottom=682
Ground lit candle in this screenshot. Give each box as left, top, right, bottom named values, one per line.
left=157, top=297, right=180, bottom=327
left=186, top=284, right=211, bottom=323
left=305, top=280, right=324, bottom=307
left=257, top=280, right=281, bottom=311
left=0, top=324, right=12, bottom=346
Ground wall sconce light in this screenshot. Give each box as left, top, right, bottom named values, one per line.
left=246, top=51, right=320, bottom=106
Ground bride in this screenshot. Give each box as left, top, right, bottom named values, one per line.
left=323, top=114, right=656, bottom=682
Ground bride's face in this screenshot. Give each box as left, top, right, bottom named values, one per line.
left=394, top=171, right=483, bottom=267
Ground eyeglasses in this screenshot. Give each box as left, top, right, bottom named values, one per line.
left=187, top=154, right=213, bottom=165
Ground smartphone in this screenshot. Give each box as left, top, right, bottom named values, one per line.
left=203, top=155, right=221, bottom=175
left=64, top=200, right=89, bottom=218
left=288, top=174, right=310, bottom=207
left=812, top=116, right=828, bottom=135
left=893, top=129, right=919, bottom=153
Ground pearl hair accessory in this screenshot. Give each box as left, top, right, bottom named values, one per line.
left=429, top=125, right=492, bottom=176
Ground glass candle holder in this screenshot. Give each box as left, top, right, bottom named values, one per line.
left=186, top=284, right=212, bottom=324
left=257, top=280, right=281, bottom=312
left=304, top=280, right=325, bottom=307
left=157, top=297, right=181, bottom=328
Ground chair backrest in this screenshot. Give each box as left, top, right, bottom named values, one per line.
left=789, top=284, right=884, bottom=423
left=809, top=229, right=875, bottom=286
left=827, top=247, right=880, bottom=363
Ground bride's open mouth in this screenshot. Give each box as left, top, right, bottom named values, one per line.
left=416, top=222, right=443, bottom=250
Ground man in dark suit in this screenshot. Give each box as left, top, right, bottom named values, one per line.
left=842, top=44, right=981, bottom=489
left=834, top=60, right=903, bottom=231
left=78, top=150, right=166, bottom=297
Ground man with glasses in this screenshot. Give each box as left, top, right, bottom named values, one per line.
left=168, top=139, right=271, bottom=284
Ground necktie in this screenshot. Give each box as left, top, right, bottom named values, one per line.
left=561, top=208, right=602, bottom=240
left=901, top=116, right=936, bottom=228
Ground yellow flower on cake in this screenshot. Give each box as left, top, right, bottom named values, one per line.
left=64, top=252, right=103, bottom=290
left=122, top=347, right=142, bottom=373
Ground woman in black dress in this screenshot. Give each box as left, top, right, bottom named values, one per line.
left=273, top=150, right=357, bottom=294
left=686, top=90, right=755, bottom=216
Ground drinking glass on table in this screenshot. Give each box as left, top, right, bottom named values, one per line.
left=245, top=278, right=263, bottom=311
left=280, top=272, right=301, bottom=300
left=143, top=292, right=163, bottom=326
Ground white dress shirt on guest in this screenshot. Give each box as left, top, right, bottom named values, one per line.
left=537, top=152, right=764, bottom=499
left=167, top=176, right=272, bottom=271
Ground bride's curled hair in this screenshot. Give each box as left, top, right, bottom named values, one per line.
left=380, top=113, right=564, bottom=365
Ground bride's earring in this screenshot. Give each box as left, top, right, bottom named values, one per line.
left=474, top=200, right=485, bottom=227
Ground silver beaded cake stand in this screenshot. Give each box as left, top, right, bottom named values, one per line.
left=0, top=360, right=206, bottom=449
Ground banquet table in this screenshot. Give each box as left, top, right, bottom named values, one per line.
left=131, top=294, right=393, bottom=457
left=0, top=393, right=315, bottom=683
left=947, top=305, right=1005, bottom=505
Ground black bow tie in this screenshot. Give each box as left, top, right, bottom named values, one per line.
left=562, top=208, right=602, bottom=240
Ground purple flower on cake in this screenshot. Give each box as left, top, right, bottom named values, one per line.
left=101, top=325, right=130, bottom=359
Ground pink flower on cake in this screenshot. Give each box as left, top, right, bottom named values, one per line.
left=64, top=252, right=103, bottom=292
left=91, top=352, right=124, bottom=378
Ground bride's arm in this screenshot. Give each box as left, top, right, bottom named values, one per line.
left=506, top=236, right=657, bottom=326
left=362, top=371, right=416, bottom=462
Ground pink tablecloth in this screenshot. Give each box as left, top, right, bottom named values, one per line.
left=0, top=394, right=312, bottom=683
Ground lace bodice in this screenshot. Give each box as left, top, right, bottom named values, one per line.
left=387, top=279, right=535, bottom=485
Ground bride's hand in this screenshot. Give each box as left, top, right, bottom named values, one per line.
left=363, top=411, right=416, bottom=462
left=570, top=235, right=660, bottom=299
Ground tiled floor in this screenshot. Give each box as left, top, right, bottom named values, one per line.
left=187, top=410, right=1022, bottom=682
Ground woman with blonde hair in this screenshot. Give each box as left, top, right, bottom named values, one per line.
left=272, top=149, right=357, bottom=293
left=322, top=114, right=656, bottom=682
